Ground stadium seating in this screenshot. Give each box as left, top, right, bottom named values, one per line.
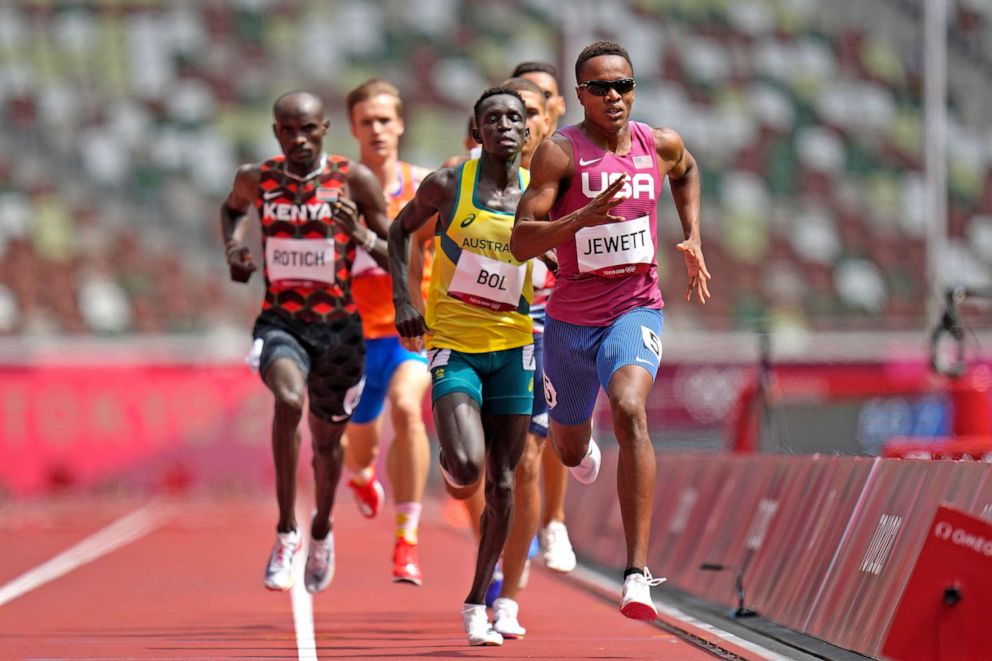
left=0, top=0, right=989, bottom=337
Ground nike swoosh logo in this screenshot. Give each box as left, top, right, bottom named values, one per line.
left=635, top=357, right=655, bottom=365
left=331, top=414, right=350, bottom=422
left=578, top=156, right=603, bottom=166
left=262, top=189, right=283, bottom=200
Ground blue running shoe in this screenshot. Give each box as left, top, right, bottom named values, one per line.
left=528, top=535, right=540, bottom=559
left=485, top=561, right=504, bottom=608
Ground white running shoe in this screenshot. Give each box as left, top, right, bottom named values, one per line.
left=264, top=529, right=300, bottom=591
left=492, top=597, right=526, bottom=639
left=304, top=531, right=335, bottom=594
left=569, top=438, right=601, bottom=485
left=620, top=568, right=666, bottom=620
left=541, top=521, right=578, bottom=573
left=461, top=604, right=503, bottom=646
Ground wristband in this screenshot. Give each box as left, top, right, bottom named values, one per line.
left=363, top=230, right=378, bottom=253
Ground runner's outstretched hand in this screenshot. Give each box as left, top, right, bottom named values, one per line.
left=574, top=174, right=627, bottom=228
left=676, top=239, right=711, bottom=304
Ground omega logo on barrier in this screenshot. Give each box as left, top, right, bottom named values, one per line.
left=933, top=520, right=992, bottom=556
left=933, top=521, right=953, bottom=540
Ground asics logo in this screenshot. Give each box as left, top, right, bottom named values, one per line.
left=578, top=156, right=603, bottom=166
left=459, top=213, right=477, bottom=228
left=262, top=189, right=283, bottom=200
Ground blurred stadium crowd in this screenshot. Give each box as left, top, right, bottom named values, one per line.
left=0, top=0, right=990, bottom=339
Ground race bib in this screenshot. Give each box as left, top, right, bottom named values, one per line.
left=448, top=251, right=526, bottom=311
left=575, top=215, right=654, bottom=278
left=351, top=246, right=385, bottom=278
left=265, top=237, right=336, bottom=288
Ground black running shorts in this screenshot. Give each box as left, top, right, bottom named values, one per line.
left=252, top=310, right=366, bottom=422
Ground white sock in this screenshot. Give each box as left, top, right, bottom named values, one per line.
left=350, top=466, right=374, bottom=486
left=395, top=501, right=422, bottom=544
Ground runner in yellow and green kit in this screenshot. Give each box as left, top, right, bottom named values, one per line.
left=388, top=87, right=533, bottom=647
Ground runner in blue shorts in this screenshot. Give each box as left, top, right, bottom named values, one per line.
left=511, top=40, right=712, bottom=621
left=343, top=79, right=434, bottom=586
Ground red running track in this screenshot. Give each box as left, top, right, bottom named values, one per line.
left=0, top=494, right=747, bottom=660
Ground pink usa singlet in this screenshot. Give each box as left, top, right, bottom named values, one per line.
left=547, top=121, right=664, bottom=326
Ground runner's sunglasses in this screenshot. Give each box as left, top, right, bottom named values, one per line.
left=577, top=78, right=636, bottom=96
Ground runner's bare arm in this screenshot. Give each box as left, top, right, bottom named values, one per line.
left=511, top=137, right=627, bottom=261
left=344, top=163, right=391, bottom=269
left=220, top=164, right=261, bottom=282
left=655, top=127, right=711, bottom=303
left=408, top=215, right=437, bottom=314
left=389, top=169, right=456, bottom=340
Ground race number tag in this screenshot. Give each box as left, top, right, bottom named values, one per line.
left=575, top=215, right=653, bottom=278
left=641, top=325, right=662, bottom=361
left=448, top=251, right=526, bottom=311
left=265, top=237, right=336, bottom=288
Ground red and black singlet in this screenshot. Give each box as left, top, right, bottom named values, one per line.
left=255, top=153, right=357, bottom=324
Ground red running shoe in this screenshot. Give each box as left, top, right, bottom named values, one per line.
left=347, top=471, right=384, bottom=519
left=392, top=538, right=423, bottom=586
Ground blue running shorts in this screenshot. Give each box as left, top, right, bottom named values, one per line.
left=351, top=336, right=428, bottom=424
left=542, top=307, right=663, bottom=426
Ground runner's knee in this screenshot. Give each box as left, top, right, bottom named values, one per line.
left=514, top=438, right=542, bottom=486
left=610, top=391, right=647, bottom=426
left=445, top=453, right=484, bottom=488
left=486, top=467, right=515, bottom=504
left=311, top=432, right=343, bottom=458
left=390, top=392, right=424, bottom=429
left=273, top=386, right=305, bottom=418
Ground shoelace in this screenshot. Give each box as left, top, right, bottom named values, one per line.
left=309, top=541, right=330, bottom=569
left=546, top=526, right=571, bottom=548
left=494, top=601, right=517, bottom=619
left=641, top=567, right=666, bottom=587
left=273, top=540, right=297, bottom=567
left=464, top=607, right=490, bottom=629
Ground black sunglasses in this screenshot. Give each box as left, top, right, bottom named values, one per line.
left=578, top=78, right=636, bottom=96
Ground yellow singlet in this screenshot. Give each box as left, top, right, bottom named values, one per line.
left=426, top=159, right=533, bottom=353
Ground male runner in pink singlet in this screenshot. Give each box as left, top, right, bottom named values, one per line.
left=510, top=41, right=711, bottom=620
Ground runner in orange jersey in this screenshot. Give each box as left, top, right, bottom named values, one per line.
left=342, top=79, right=434, bottom=586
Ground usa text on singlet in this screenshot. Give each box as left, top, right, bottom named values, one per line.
left=548, top=121, right=664, bottom=326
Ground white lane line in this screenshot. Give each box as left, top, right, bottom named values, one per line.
left=290, top=538, right=317, bottom=661
left=0, top=501, right=170, bottom=607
